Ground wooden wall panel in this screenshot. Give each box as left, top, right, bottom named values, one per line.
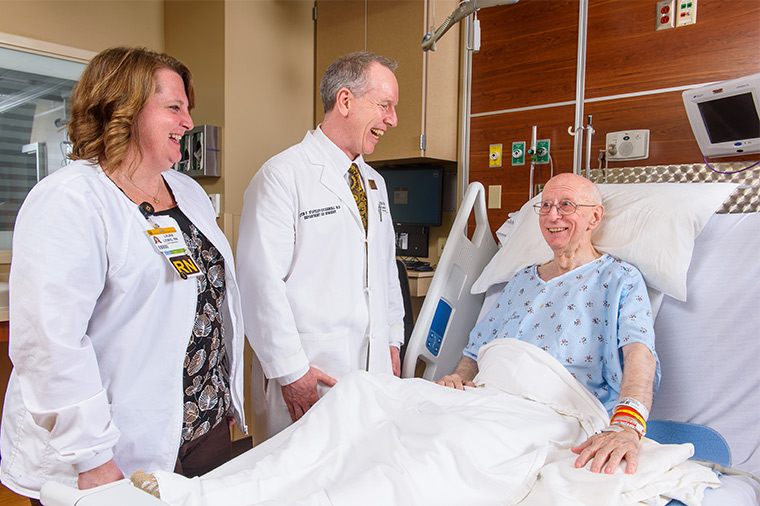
left=470, top=1, right=579, bottom=113
left=586, top=0, right=760, bottom=98
left=585, top=92, right=702, bottom=166
left=469, top=0, right=760, bottom=237
left=469, top=104, right=576, bottom=227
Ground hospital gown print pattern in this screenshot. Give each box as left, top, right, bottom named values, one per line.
left=180, top=221, right=231, bottom=444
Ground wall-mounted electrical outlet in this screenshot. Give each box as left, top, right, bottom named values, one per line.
left=511, top=141, right=525, bottom=166
left=656, top=0, right=675, bottom=30
left=676, top=0, right=697, bottom=26
left=535, top=139, right=550, bottom=164
left=489, top=144, right=502, bottom=167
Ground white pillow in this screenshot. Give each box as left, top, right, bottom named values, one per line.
left=471, top=183, right=737, bottom=301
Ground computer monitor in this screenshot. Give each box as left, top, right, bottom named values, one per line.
left=378, top=166, right=444, bottom=227
left=377, top=166, right=444, bottom=258
left=682, top=73, right=760, bottom=158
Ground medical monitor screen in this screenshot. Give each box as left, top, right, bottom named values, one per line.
left=378, top=167, right=443, bottom=227
left=698, top=93, right=760, bottom=144
left=682, top=73, right=760, bottom=157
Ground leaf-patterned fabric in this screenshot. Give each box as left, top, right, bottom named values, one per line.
left=155, top=206, right=231, bottom=445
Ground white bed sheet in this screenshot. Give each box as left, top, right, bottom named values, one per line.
left=39, top=203, right=760, bottom=506
left=154, top=340, right=717, bottom=506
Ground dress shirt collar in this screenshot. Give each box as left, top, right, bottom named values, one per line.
left=314, top=125, right=365, bottom=175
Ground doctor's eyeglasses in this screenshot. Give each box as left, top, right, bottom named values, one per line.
left=533, top=200, right=597, bottom=216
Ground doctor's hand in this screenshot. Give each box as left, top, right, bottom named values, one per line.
left=78, top=459, right=124, bottom=490
left=390, top=346, right=401, bottom=377
left=571, top=426, right=641, bottom=474
left=281, top=366, right=337, bottom=422
left=436, top=373, right=475, bottom=391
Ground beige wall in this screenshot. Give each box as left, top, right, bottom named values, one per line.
left=223, top=1, right=315, bottom=442
left=0, top=0, right=164, bottom=52
left=164, top=0, right=227, bottom=201
left=0, top=0, right=316, bottom=238
left=223, top=0, right=315, bottom=220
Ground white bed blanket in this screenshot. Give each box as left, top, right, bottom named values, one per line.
left=154, top=340, right=718, bottom=506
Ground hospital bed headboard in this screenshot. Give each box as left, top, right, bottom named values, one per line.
left=401, top=182, right=497, bottom=380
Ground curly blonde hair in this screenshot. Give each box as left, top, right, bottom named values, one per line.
left=67, top=47, right=195, bottom=173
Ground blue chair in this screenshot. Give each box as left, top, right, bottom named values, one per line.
left=646, top=420, right=731, bottom=506
left=646, top=420, right=731, bottom=467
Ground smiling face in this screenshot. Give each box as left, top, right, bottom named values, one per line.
left=338, top=62, right=399, bottom=160
left=131, top=68, right=194, bottom=171
left=538, top=174, right=604, bottom=257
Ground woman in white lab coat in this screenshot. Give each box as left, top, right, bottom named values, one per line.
left=0, top=47, right=246, bottom=503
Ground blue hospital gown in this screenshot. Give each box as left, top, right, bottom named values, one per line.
left=465, top=254, right=660, bottom=413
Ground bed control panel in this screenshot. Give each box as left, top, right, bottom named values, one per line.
left=426, top=299, right=453, bottom=356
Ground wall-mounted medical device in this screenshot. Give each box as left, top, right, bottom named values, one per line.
left=172, top=125, right=220, bottom=178
left=682, top=73, right=760, bottom=158
left=606, top=129, right=650, bottom=161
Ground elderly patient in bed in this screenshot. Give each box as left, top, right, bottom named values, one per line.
left=438, top=172, right=660, bottom=475
left=130, top=174, right=678, bottom=506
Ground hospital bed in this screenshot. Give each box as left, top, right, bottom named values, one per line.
left=40, top=166, right=759, bottom=505
left=402, top=166, right=760, bottom=505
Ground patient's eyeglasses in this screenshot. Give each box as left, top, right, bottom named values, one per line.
left=533, top=200, right=597, bottom=216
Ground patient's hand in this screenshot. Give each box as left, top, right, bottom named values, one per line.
left=78, top=459, right=124, bottom=490
left=436, top=373, right=475, bottom=391
left=281, top=366, right=338, bottom=422
left=571, top=427, right=641, bottom=474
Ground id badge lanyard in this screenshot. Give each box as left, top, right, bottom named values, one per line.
left=139, top=202, right=202, bottom=280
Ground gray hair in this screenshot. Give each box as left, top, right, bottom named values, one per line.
left=320, top=51, right=398, bottom=113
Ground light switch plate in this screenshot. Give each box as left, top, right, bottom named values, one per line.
left=676, top=0, right=697, bottom=26
left=488, top=185, right=502, bottom=209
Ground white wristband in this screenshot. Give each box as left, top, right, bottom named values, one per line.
left=616, top=397, right=649, bottom=421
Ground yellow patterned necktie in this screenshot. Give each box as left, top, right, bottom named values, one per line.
left=348, top=163, right=368, bottom=233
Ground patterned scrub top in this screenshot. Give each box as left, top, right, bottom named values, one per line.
left=155, top=206, right=232, bottom=445
left=465, top=254, right=660, bottom=413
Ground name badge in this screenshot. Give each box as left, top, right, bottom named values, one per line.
left=368, top=179, right=378, bottom=190
left=145, top=216, right=202, bottom=280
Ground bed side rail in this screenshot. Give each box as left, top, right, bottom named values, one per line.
left=401, top=182, right=498, bottom=380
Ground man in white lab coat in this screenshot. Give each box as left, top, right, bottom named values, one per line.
left=237, top=52, right=405, bottom=437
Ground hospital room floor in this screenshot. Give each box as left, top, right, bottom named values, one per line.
left=0, top=484, right=27, bottom=505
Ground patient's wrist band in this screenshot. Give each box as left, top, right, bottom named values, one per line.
left=610, top=416, right=646, bottom=439
left=615, top=406, right=646, bottom=425
left=616, top=397, right=649, bottom=420
left=611, top=420, right=645, bottom=439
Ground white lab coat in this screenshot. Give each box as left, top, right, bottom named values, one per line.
left=236, top=129, right=404, bottom=436
left=0, top=161, right=246, bottom=499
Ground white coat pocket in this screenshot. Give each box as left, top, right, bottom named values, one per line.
left=299, top=331, right=353, bottom=381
